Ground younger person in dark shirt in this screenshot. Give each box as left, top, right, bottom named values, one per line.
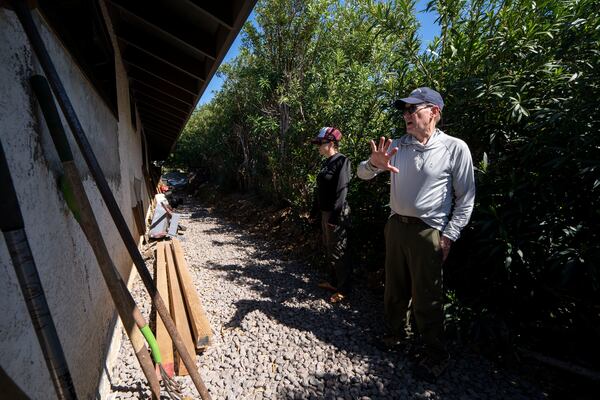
left=311, top=127, right=352, bottom=303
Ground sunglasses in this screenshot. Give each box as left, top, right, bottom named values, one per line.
left=402, top=103, right=434, bottom=115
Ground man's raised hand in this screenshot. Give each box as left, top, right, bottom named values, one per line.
left=369, top=137, right=399, bottom=173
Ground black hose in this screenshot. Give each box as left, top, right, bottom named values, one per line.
left=0, top=141, right=78, bottom=400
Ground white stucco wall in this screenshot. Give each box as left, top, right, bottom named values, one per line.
left=0, top=5, right=148, bottom=399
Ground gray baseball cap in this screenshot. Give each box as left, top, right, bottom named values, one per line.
left=394, top=87, right=444, bottom=111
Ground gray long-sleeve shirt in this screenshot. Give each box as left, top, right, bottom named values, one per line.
left=357, top=129, right=475, bottom=241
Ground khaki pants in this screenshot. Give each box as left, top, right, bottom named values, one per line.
left=384, top=214, right=445, bottom=357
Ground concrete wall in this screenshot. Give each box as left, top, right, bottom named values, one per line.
left=0, top=4, right=149, bottom=398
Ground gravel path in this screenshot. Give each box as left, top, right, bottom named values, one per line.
left=107, top=200, right=546, bottom=399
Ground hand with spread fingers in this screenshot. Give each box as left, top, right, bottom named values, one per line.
left=368, top=136, right=400, bottom=173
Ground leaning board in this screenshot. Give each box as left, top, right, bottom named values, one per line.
left=165, top=240, right=196, bottom=376
left=155, top=242, right=174, bottom=378
left=171, top=238, right=213, bottom=349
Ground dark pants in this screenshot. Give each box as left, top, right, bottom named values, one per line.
left=321, top=211, right=351, bottom=294
left=384, top=214, right=446, bottom=357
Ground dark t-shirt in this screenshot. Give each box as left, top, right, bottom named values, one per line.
left=315, top=153, right=351, bottom=224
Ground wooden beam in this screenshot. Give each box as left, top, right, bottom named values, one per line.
left=155, top=242, right=174, bottom=378
left=133, top=91, right=190, bottom=116
left=130, top=76, right=196, bottom=105
left=141, top=125, right=178, bottom=142
left=129, top=70, right=197, bottom=99
left=131, top=79, right=195, bottom=107
left=143, top=124, right=177, bottom=141
left=171, top=239, right=213, bottom=350
left=140, top=120, right=179, bottom=139
left=143, top=128, right=177, bottom=142
left=127, top=64, right=199, bottom=97
left=137, top=106, right=186, bottom=127
left=135, top=100, right=188, bottom=121
left=123, top=46, right=205, bottom=93
left=140, top=117, right=180, bottom=136
left=165, top=240, right=196, bottom=375
left=110, top=0, right=218, bottom=61
left=117, top=25, right=209, bottom=82
left=185, top=0, right=235, bottom=30
left=146, top=134, right=176, bottom=152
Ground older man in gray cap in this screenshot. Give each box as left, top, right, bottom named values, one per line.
left=357, top=87, right=475, bottom=380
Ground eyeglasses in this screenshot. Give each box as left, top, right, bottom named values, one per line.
left=402, top=103, right=434, bottom=115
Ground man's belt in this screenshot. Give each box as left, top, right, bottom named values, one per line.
left=394, top=214, right=422, bottom=224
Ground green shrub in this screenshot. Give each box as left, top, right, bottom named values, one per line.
left=168, top=0, right=600, bottom=363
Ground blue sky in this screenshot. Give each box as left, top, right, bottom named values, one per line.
left=198, top=0, right=440, bottom=106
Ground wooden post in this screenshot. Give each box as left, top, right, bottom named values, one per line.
left=155, top=242, right=173, bottom=378
left=171, top=239, right=213, bottom=349
left=165, top=241, right=195, bottom=375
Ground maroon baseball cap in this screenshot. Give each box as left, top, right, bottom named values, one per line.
left=311, top=127, right=342, bottom=144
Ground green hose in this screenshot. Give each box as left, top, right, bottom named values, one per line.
left=140, top=325, right=162, bottom=364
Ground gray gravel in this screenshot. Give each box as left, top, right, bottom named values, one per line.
left=107, top=200, right=546, bottom=399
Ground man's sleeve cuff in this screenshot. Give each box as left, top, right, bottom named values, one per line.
left=442, top=230, right=459, bottom=242
left=366, top=159, right=379, bottom=172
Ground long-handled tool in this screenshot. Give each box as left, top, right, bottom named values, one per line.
left=0, top=366, right=30, bottom=400
left=0, top=141, right=78, bottom=400
left=30, top=75, right=183, bottom=400
left=10, top=2, right=211, bottom=399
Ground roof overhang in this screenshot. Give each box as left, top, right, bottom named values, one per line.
left=106, top=0, right=256, bottom=160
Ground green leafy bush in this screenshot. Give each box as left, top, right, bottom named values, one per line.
left=168, top=0, right=600, bottom=364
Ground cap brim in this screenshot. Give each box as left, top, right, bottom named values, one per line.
left=393, top=97, right=426, bottom=109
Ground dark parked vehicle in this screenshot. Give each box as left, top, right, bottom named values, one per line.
left=161, top=171, right=188, bottom=189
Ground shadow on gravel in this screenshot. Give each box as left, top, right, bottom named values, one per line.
left=108, top=383, right=148, bottom=399
left=200, top=228, right=385, bottom=355
left=183, top=203, right=546, bottom=400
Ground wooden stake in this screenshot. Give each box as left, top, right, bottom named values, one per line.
left=165, top=240, right=196, bottom=375
left=171, top=239, right=213, bottom=349
left=155, top=242, right=173, bottom=378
